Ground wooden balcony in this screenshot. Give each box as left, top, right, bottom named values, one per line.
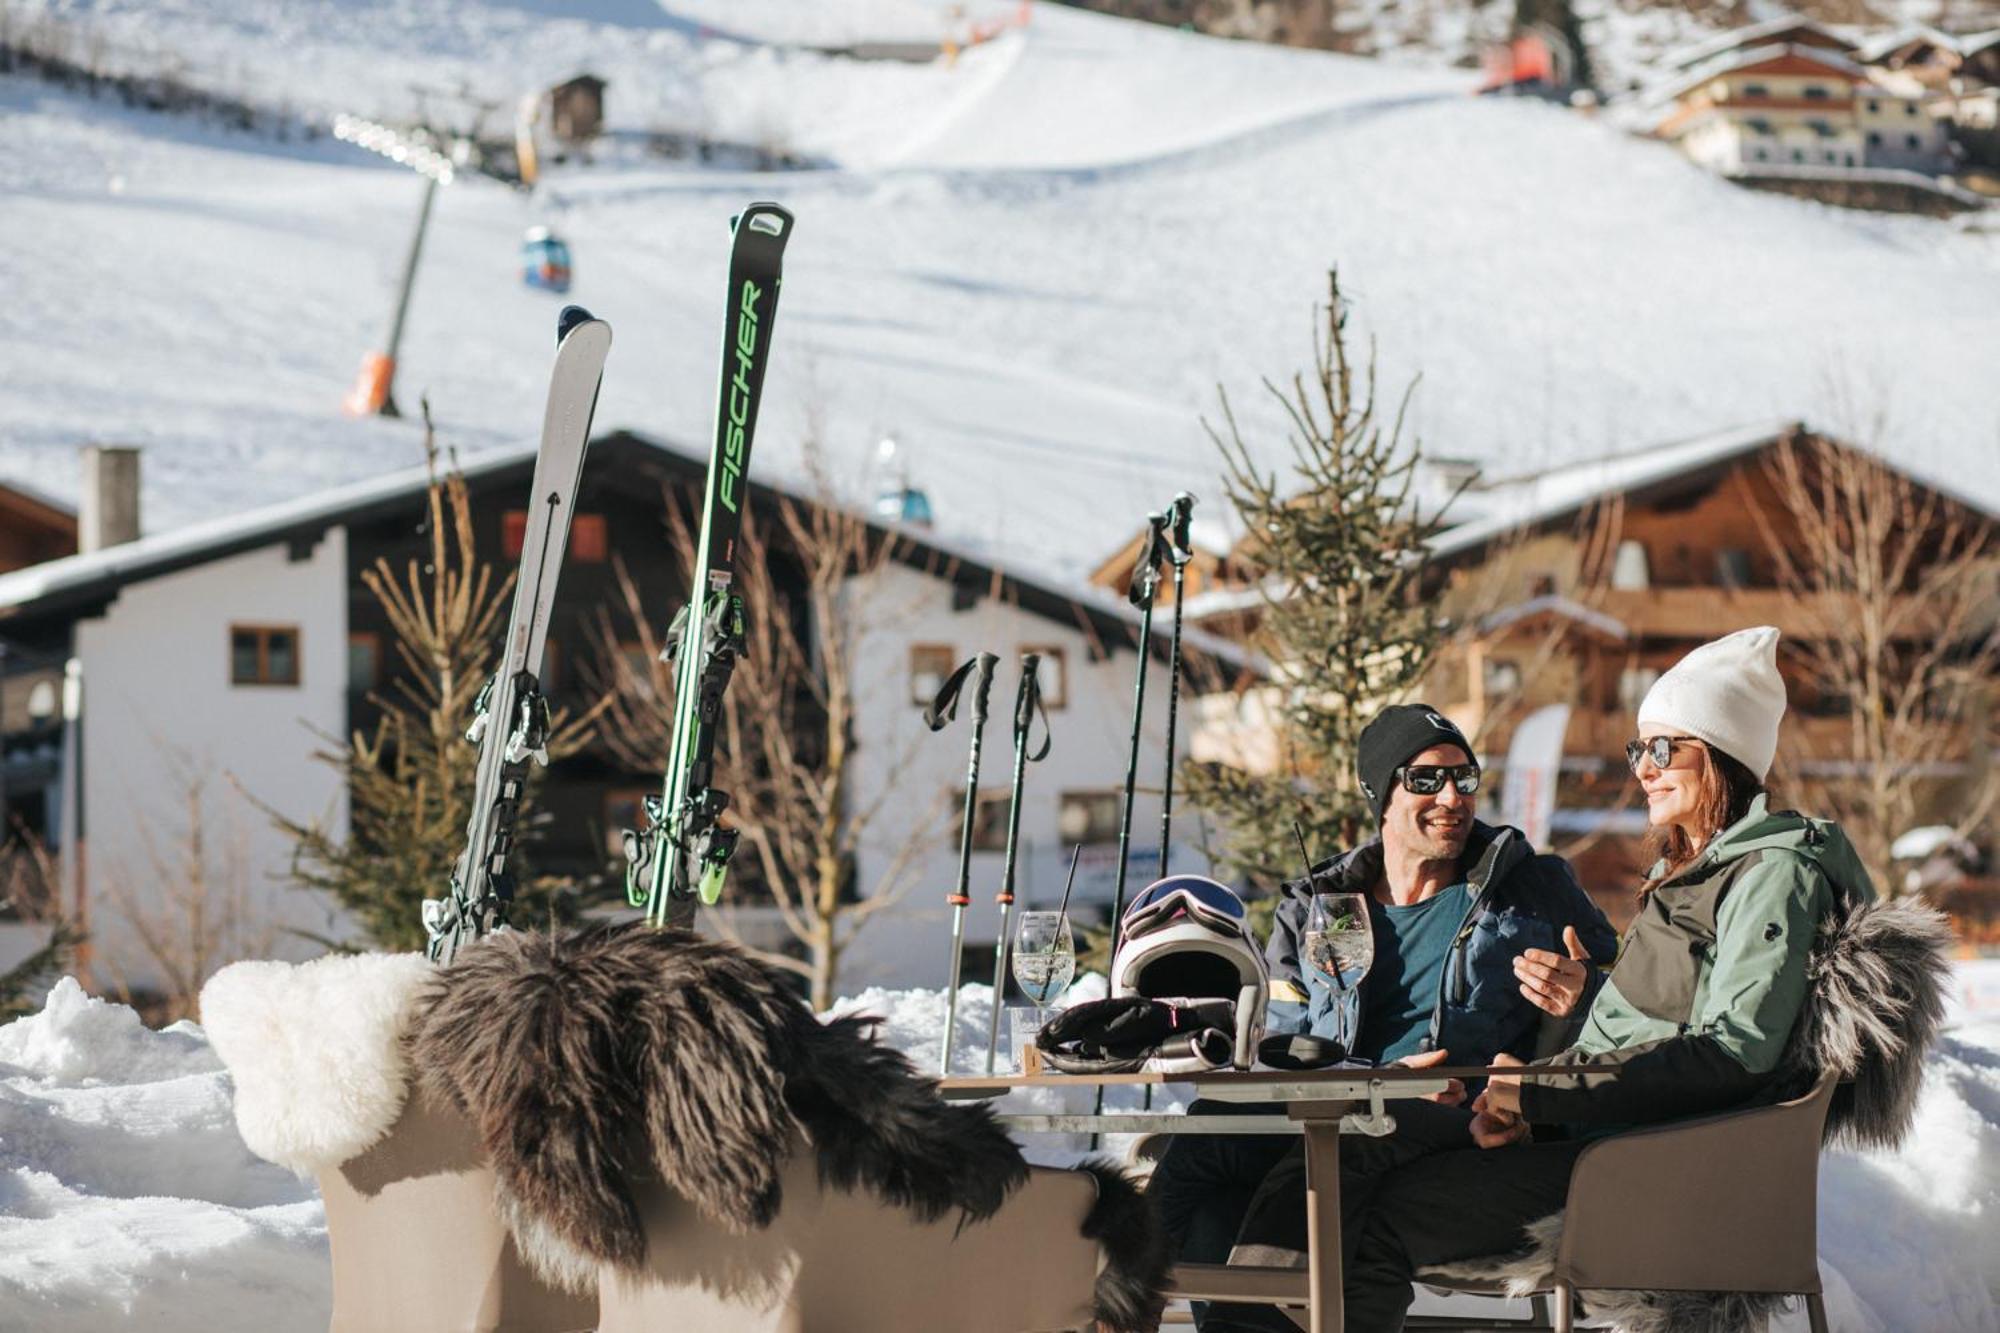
left=1591, top=587, right=1970, bottom=642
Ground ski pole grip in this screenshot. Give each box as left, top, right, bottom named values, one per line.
left=970, top=651, right=999, bottom=725
left=1169, top=492, right=1196, bottom=555
left=923, top=655, right=984, bottom=732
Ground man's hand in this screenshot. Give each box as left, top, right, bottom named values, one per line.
left=1394, top=1046, right=1464, bottom=1106
left=1513, top=925, right=1593, bottom=1018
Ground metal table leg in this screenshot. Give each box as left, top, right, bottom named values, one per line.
left=1301, top=1115, right=1344, bottom=1333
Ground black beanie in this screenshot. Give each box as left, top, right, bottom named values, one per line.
left=1357, top=704, right=1475, bottom=820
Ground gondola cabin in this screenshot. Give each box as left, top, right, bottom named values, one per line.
left=521, top=227, right=573, bottom=293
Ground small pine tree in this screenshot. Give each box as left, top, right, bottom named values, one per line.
left=273, top=412, right=592, bottom=952
left=0, top=835, right=82, bottom=1020
left=1185, top=271, right=1456, bottom=891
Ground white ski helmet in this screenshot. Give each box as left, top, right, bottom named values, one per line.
left=1110, top=875, right=1267, bottom=1072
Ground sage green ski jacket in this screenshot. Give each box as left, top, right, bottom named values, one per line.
left=1517, top=795, right=1877, bottom=1126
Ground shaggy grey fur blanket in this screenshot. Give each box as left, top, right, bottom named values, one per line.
left=1417, top=896, right=1954, bottom=1333
left=411, top=923, right=1168, bottom=1332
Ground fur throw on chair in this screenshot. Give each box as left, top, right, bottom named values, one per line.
left=200, top=951, right=434, bottom=1175
left=1417, top=895, right=1954, bottom=1333
left=412, top=923, right=1169, bottom=1332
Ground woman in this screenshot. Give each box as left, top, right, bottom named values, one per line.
left=1337, top=625, right=1878, bottom=1331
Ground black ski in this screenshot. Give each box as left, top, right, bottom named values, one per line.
left=625, top=203, right=794, bottom=929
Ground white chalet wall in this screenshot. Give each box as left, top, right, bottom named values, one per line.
left=838, top=562, right=1208, bottom=996
left=74, top=532, right=350, bottom=993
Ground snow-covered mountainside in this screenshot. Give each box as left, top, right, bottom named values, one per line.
left=3, top=0, right=1997, bottom=582
left=1, top=967, right=1997, bottom=1329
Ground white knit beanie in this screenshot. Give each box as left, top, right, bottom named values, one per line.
left=1637, top=626, right=1787, bottom=781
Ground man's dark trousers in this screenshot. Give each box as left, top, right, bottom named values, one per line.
left=1147, top=1100, right=1294, bottom=1325
left=1197, top=1101, right=1569, bottom=1333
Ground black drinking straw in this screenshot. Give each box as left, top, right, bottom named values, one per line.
left=1055, top=843, right=1081, bottom=925
left=1292, top=820, right=1347, bottom=991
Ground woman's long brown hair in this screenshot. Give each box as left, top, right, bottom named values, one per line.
left=1639, top=742, right=1765, bottom=895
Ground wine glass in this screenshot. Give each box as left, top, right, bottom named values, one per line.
left=1303, top=891, right=1373, bottom=1055
left=1011, top=911, right=1076, bottom=1056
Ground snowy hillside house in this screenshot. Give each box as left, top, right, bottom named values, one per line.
left=0, top=435, right=1253, bottom=1004
left=548, top=74, right=606, bottom=145
left=1657, top=42, right=1950, bottom=178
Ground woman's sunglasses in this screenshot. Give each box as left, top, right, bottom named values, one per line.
left=1395, top=763, right=1481, bottom=797
left=1625, top=735, right=1701, bottom=776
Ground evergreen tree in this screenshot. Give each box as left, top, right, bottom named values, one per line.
left=1185, top=271, right=1457, bottom=890
left=273, top=414, right=592, bottom=952
left=0, top=836, right=81, bottom=1019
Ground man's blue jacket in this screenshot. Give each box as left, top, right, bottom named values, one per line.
left=1265, top=821, right=1619, bottom=1063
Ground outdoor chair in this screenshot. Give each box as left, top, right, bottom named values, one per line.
left=595, top=1148, right=1111, bottom=1332
left=200, top=952, right=597, bottom=1333
left=1413, top=1073, right=1841, bottom=1332
left=317, top=1088, right=597, bottom=1333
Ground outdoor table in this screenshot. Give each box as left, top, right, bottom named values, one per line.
left=939, top=1063, right=1620, bottom=1333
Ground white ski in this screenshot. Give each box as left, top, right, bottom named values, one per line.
left=425, top=306, right=612, bottom=965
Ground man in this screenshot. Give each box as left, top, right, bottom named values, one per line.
left=1148, top=704, right=1616, bottom=1331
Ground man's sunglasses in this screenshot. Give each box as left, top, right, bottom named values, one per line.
left=1396, top=763, right=1481, bottom=797
left=1625, top=735, right=1701, bottom=775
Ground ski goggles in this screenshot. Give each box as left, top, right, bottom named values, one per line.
left=1394, top=763, right=1481, bottom=797
left=1624, top=735, right=1702, bottom=776
left=1123, top=876, right=1250, bottom=940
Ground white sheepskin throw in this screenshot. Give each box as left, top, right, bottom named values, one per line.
left=199, top=951, right=433, bottom=1175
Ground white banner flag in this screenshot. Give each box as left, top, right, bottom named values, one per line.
left=1500, top=703, right=1571, bottom=847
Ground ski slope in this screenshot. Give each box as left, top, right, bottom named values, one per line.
left=1, top=0, right=1997, bottom=584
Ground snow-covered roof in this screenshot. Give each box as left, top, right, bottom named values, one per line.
left=1429, top=418, right=1798, bottom=560
left=1855, top=24, right=1960, bottom=64
left=1475, top=594, right=1629, bottom=641
left=1174, top=419, right=1797, bottom=622
left=0, top=431, right=1263, bottom=675
left=0, top=440, right=541, bottom=615
left=1666, top=18, right=1857, bottom=71
left=0, top=477, right=76, bottom=519
left=1082, top=416, right=2000, bottom=626
left=1959, top=30, right=2000, bottom=59
left=1655, top=42, right=1873, bottom=109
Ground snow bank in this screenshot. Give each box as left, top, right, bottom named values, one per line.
left=1, top=968, right=1995, bottom=1330
left=0, top=980, right=327, bottom=1332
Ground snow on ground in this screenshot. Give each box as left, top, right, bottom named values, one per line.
left=3, top=0, right=1999, bottom=584
left=0, top=980, right=326, bottom=1332
left=2, top=963, right=1997, bottom=1330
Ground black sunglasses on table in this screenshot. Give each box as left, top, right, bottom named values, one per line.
left=1625, top=734, right=1701, bottom=775
left=1395, top=763, right=1481, bottom=796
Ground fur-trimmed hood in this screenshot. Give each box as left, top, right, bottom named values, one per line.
left=411, top=923, right=1169, bottom=1332
left=1419, top=893, right=1954, bottom=1333
left=199, top=951, right=433, bottom=1175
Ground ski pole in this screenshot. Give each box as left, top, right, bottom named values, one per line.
left=986, top=653, right=1050, bottom=1075
left=1109, top=510, right=1170, bottom=954
left=1100, top=504, right=1170, bottom=1127
left=924, top=652, right=1000, bottom=1074
left=1156, top=492, right=1196, bottom=879
left=1142, top=493, right=1196, bottom=1116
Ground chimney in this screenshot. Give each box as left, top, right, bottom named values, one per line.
left=80, top=445, right=141, bottom=552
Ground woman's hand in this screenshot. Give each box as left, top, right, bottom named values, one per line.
left=1470, top=1052, right=1531, bottom=1147
left=1468, top=1091, right=1532, bottom=1148
left=1479, top=1050, right=1524, bottom=1117
left=1513, top=925, right=1594, bottom=1018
